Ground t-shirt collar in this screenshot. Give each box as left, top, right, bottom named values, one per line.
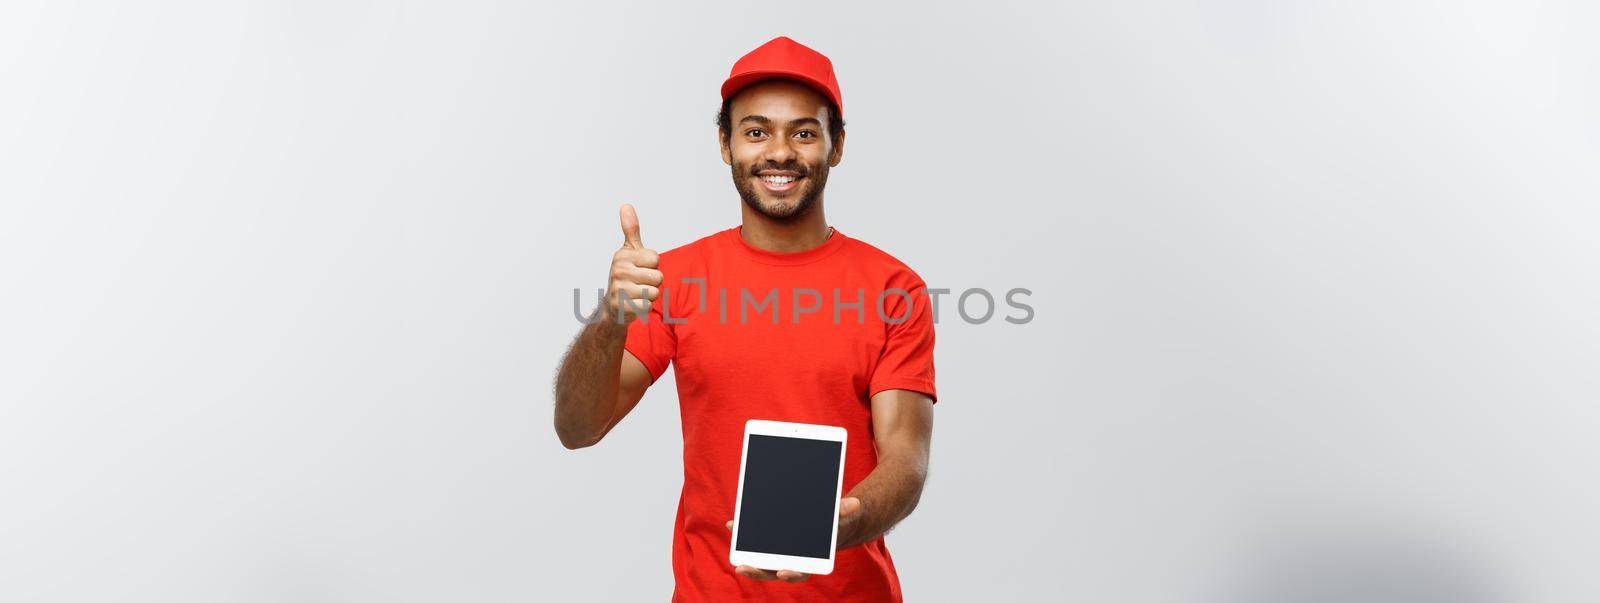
left=729, top=225, right=848, bottom=266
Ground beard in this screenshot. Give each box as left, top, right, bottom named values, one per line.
left=732, top=159, right=830, bottom=223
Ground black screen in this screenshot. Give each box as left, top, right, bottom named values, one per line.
left=735, top=434, right=843, bottom=559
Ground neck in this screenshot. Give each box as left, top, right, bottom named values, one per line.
left=739, top=199, right=831, bottom=253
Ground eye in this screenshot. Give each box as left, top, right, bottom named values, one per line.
left=795, top=130, right=817, bottom=139
left=744, top=128, right=767, bottom=139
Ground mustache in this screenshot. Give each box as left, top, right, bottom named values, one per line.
left=748, top=161, right=810, bottom=176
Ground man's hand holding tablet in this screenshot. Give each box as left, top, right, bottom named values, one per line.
left=726, top=497, right=862, bottom=583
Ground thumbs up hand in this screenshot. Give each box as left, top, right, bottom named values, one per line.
left=605, top=203, right=663, bottom=324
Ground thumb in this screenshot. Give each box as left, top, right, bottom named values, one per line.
left=619, top=203, right=643, bottom=249
left=839, top=497, right=862, bottom=518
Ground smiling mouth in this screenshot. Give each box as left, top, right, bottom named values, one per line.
left=756, top=172, right=803, bottom=193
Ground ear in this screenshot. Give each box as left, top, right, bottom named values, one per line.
left=828, top=129, right=846, bottom=167
left=719, top=129, right=733, bottom=166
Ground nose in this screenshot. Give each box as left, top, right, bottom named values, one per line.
left=762, top=135, right=797, bottom=166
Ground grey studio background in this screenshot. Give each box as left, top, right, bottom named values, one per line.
left=2, top=1, right=1597, bottom=601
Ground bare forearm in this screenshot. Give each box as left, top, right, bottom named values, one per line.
left=838, top=449, right=928, bottom=549
left=553, top=312, right=627, bottom=448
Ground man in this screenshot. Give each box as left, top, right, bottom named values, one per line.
left=553, top=36, right=936, bottom=602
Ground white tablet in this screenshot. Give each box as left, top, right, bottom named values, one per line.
left=729, top=419, right=849, bottom=575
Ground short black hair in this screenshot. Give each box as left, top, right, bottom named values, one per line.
left=716, top=93, right=845, bottom=150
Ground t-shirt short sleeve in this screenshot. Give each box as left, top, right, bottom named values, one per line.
left=868, top=282, right=937, bottom=402
left=622, top=296, right=675, bottom=383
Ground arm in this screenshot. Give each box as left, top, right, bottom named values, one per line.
left=552, top=204, right=662, bottom=450
left=836, top=388, right=935, bottom=549
left=552, top=319, right=653, bottom=449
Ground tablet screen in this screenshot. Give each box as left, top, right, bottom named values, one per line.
left=735, top=434, right=844, bottom=559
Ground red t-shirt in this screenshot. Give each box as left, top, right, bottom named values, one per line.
left=624, top=226, right=937, bottom=602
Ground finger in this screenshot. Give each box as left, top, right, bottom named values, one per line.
left=613, top=285, right=659, bottom=306
left=633, top=248, right=660, bottom=269
left=736, top=565, right=778, bottom=581
left=839, top=497, right=862, bottom=518
left=619, top=203, right=643, bottom=249
left=616, top=266, right=664, bottom=288
left=612, top=248, right=660, bottom=273
left=725, top=520, right=733, bottom=531
left=611, top=293, right=651, bottom=319
left=776, top=570, right=810, bottom=583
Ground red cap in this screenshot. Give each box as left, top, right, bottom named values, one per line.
left=720, top=36, right=843, bottom=117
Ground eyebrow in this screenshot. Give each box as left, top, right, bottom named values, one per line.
left=737, top=115, right=824, bottom=129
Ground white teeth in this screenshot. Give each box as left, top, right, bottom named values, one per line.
left=761, top=175, right=796, bottom=185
